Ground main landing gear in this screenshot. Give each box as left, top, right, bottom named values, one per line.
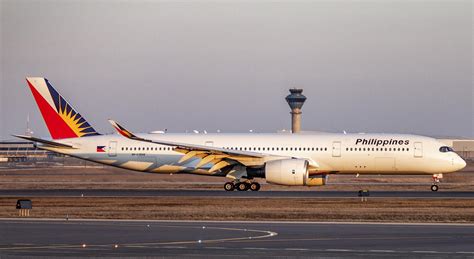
left=224, top=181, right=260, bottom=191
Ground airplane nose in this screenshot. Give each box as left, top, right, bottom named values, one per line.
left=454, top=156, right=467, bottom=171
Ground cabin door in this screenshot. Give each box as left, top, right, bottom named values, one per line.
left=108, top=141, right=117, bottom=157
left=414, top=142, right=423, bottom=158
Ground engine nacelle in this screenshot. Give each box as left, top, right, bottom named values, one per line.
left=265, top=159, right=326, bottom=186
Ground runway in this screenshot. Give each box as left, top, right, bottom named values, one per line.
left=1, top=189, right=474, bottom=198
left=1, top=219, right=474, bottom=258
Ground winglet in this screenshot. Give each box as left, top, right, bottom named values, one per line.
left=108, top=119, right=138, bottom=139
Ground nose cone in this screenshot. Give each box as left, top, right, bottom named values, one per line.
left=453, top=156, right=467, bottom=171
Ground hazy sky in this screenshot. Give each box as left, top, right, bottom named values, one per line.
left=1, top=0, right=472, bottom=139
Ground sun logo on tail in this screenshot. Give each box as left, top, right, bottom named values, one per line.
left=57, top=98, right=95, bottom=137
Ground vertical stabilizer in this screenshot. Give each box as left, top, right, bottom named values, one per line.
left=26, top=77, right=100, bottom=139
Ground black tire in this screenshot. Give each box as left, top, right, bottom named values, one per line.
left=431, top=185, right=439, bottom=192
left=250, top=182, right=260, bottom=191
left=237, top=182, right=250, bottom=191
left=224, top=182, right=235, bottom=191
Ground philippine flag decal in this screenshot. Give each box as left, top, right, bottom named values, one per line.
left=96, top=146, right=106, bottom=152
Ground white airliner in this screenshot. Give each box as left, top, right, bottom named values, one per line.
left=15, top=77, right=466, bottom=192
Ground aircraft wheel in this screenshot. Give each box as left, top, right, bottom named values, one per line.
left=431, top=184, right=439, bottom=192
left=250, top=182, right=260, bottom=191
left=224, top=182, right=235, bottom=191
left=237, top=182, right=250, bottom=191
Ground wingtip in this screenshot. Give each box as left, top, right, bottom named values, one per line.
left=108, top=119, right=135, bottom=138
left=108, top=119, right=118, bottom=127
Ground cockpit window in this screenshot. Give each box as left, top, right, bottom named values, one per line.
left=439, top=146, right=454, bottom=153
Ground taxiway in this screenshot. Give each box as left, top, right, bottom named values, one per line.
left=0, top=219, right=473, bottom=258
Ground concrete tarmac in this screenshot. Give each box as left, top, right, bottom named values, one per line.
left=1, top=189, right=474, bottom=198
left=1, top=219, right=474, bottom=258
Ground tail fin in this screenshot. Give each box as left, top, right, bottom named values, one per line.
left=26, top=77, right=100, bottom=139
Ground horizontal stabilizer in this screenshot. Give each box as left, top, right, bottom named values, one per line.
left=12, top=134, right=76, bottom=149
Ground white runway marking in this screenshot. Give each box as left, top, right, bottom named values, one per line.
left=326, top=249, right=352, bottom=252
left=285, top=248, right=310, bottom=251
left=412, top=250, right=440, bottom=253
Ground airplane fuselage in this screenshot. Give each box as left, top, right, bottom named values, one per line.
left=41, top=132, right=466, bottom=177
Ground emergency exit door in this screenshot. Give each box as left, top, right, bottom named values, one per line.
left=332, top=141, right=341, bottom=157
left=108, top=141, right=117, bottom=157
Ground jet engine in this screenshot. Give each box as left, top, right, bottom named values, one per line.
left=264, top=159, right=326, bottom=186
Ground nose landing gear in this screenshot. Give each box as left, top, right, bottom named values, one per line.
left=224, top=181, right=260, bottom=191
left=431, top=174, right=443, bottom=192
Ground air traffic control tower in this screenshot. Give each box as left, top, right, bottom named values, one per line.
left=285, top=88, right=307, bottom=133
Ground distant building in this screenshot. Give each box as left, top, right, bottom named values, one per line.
left=0, top=141, right=54, bottom=162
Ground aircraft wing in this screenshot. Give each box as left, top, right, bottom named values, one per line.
left=108, top=120, right=288, bottom=171
left=12, top=134, right=76, bottom=149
